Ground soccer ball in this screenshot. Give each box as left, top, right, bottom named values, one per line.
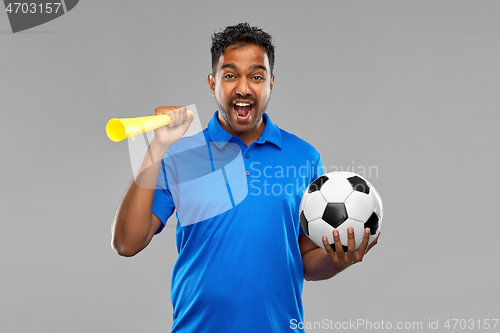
left=299, top=172, right=383, bottom=251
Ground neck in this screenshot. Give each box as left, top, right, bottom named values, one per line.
left=238, top=122, right=265, bottom=146
left=218, top=117, right=265, bottom=147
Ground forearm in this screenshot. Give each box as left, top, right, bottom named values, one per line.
left=302, top=248, right=348, bottom=281
left=111, top=139, right=169, bottom=256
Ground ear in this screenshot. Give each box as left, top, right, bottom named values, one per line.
left=270, top=75, right=275, bottom=91
left=207, top=73, right=215, bottom=97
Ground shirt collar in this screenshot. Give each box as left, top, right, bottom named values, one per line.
left=207, top=110, right=282, bottom=149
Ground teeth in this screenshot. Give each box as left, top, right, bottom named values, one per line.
left=235, top=102, right=251, bottom=106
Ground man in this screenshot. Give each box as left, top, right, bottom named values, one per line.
left=112, top=22, right=378, bottom=332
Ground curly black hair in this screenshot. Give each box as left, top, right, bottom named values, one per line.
left=210, top=22, right=275, bottom=76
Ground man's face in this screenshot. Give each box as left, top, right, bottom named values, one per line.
left=208, top=43, right=274, bottom=136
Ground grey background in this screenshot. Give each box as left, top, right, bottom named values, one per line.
left=1, top=1, right=499, bottom=332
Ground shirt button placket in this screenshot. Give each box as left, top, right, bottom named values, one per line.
left=244, top=149, right=251, bottom=177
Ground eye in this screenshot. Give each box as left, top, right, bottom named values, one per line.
left=224, top=74, right=235, bottom=80
left=252, top=75, right=264, bottom=81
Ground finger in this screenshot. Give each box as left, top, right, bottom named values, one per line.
left=167, top=111, right=177, bottom=127
left=154, top=106, right=173, bottom=116
left=346, top=227, right=356, bottom=263
left=322, top=235, right=337, bottom=261
left=355, top=228, right=371, bottom=262
left=168, top=106, right=187, bottom=114
left=332, top=229, right=344, bottom=254
left=154, top=106, right=185, bottom=116
left=167, top=107, right=186, bottom=127
left=172, top=106, right=190, bottom=127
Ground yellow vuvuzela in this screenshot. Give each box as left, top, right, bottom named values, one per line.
left=106, top=110, right=193, bottom=142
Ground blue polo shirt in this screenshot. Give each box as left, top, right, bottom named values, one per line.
left=152, top=111, right=323, bottom=333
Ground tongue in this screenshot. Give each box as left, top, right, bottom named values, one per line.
left=235, top=104, right=251, bottom=116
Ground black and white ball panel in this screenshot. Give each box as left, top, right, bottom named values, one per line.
left=344, top=190, right=374, bottom=223
left=368, top=185, right=383, bottom=219
left=347, top=175, right=370, bottom=195
left=308, top=175, right=329, bottom=193
left=302, top=191, right=328, bottom=222
left=320, top=177, right=354, bottom=203
left=322, top=202, right=348, bottom=229
left=307, top=218, right=334, bottom=249
left=299, top=211, right=309, bottom=235
left=365, top=212, right=380, bottom=244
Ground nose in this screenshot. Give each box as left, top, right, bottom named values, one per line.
left=235, top=77, right=251, bottom=96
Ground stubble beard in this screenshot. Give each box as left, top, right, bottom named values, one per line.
left=215, top=96, right=271, bottom=134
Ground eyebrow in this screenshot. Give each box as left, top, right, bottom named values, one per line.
left=221, top=63, right=267, bottom=73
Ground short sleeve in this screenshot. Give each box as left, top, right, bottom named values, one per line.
left=312, top=154, right=324, bottom=181
left=299, top=152, right=323, bottom=237
left=152, top=160, right=176, bottom=234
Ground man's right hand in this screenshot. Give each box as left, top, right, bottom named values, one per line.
left=152, top=106, right=194, bottom=146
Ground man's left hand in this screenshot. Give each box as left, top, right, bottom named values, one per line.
left=322, top=227, right=380, bottom=274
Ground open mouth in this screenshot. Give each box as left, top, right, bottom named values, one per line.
left=233, top=101, right=254, bottom=120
